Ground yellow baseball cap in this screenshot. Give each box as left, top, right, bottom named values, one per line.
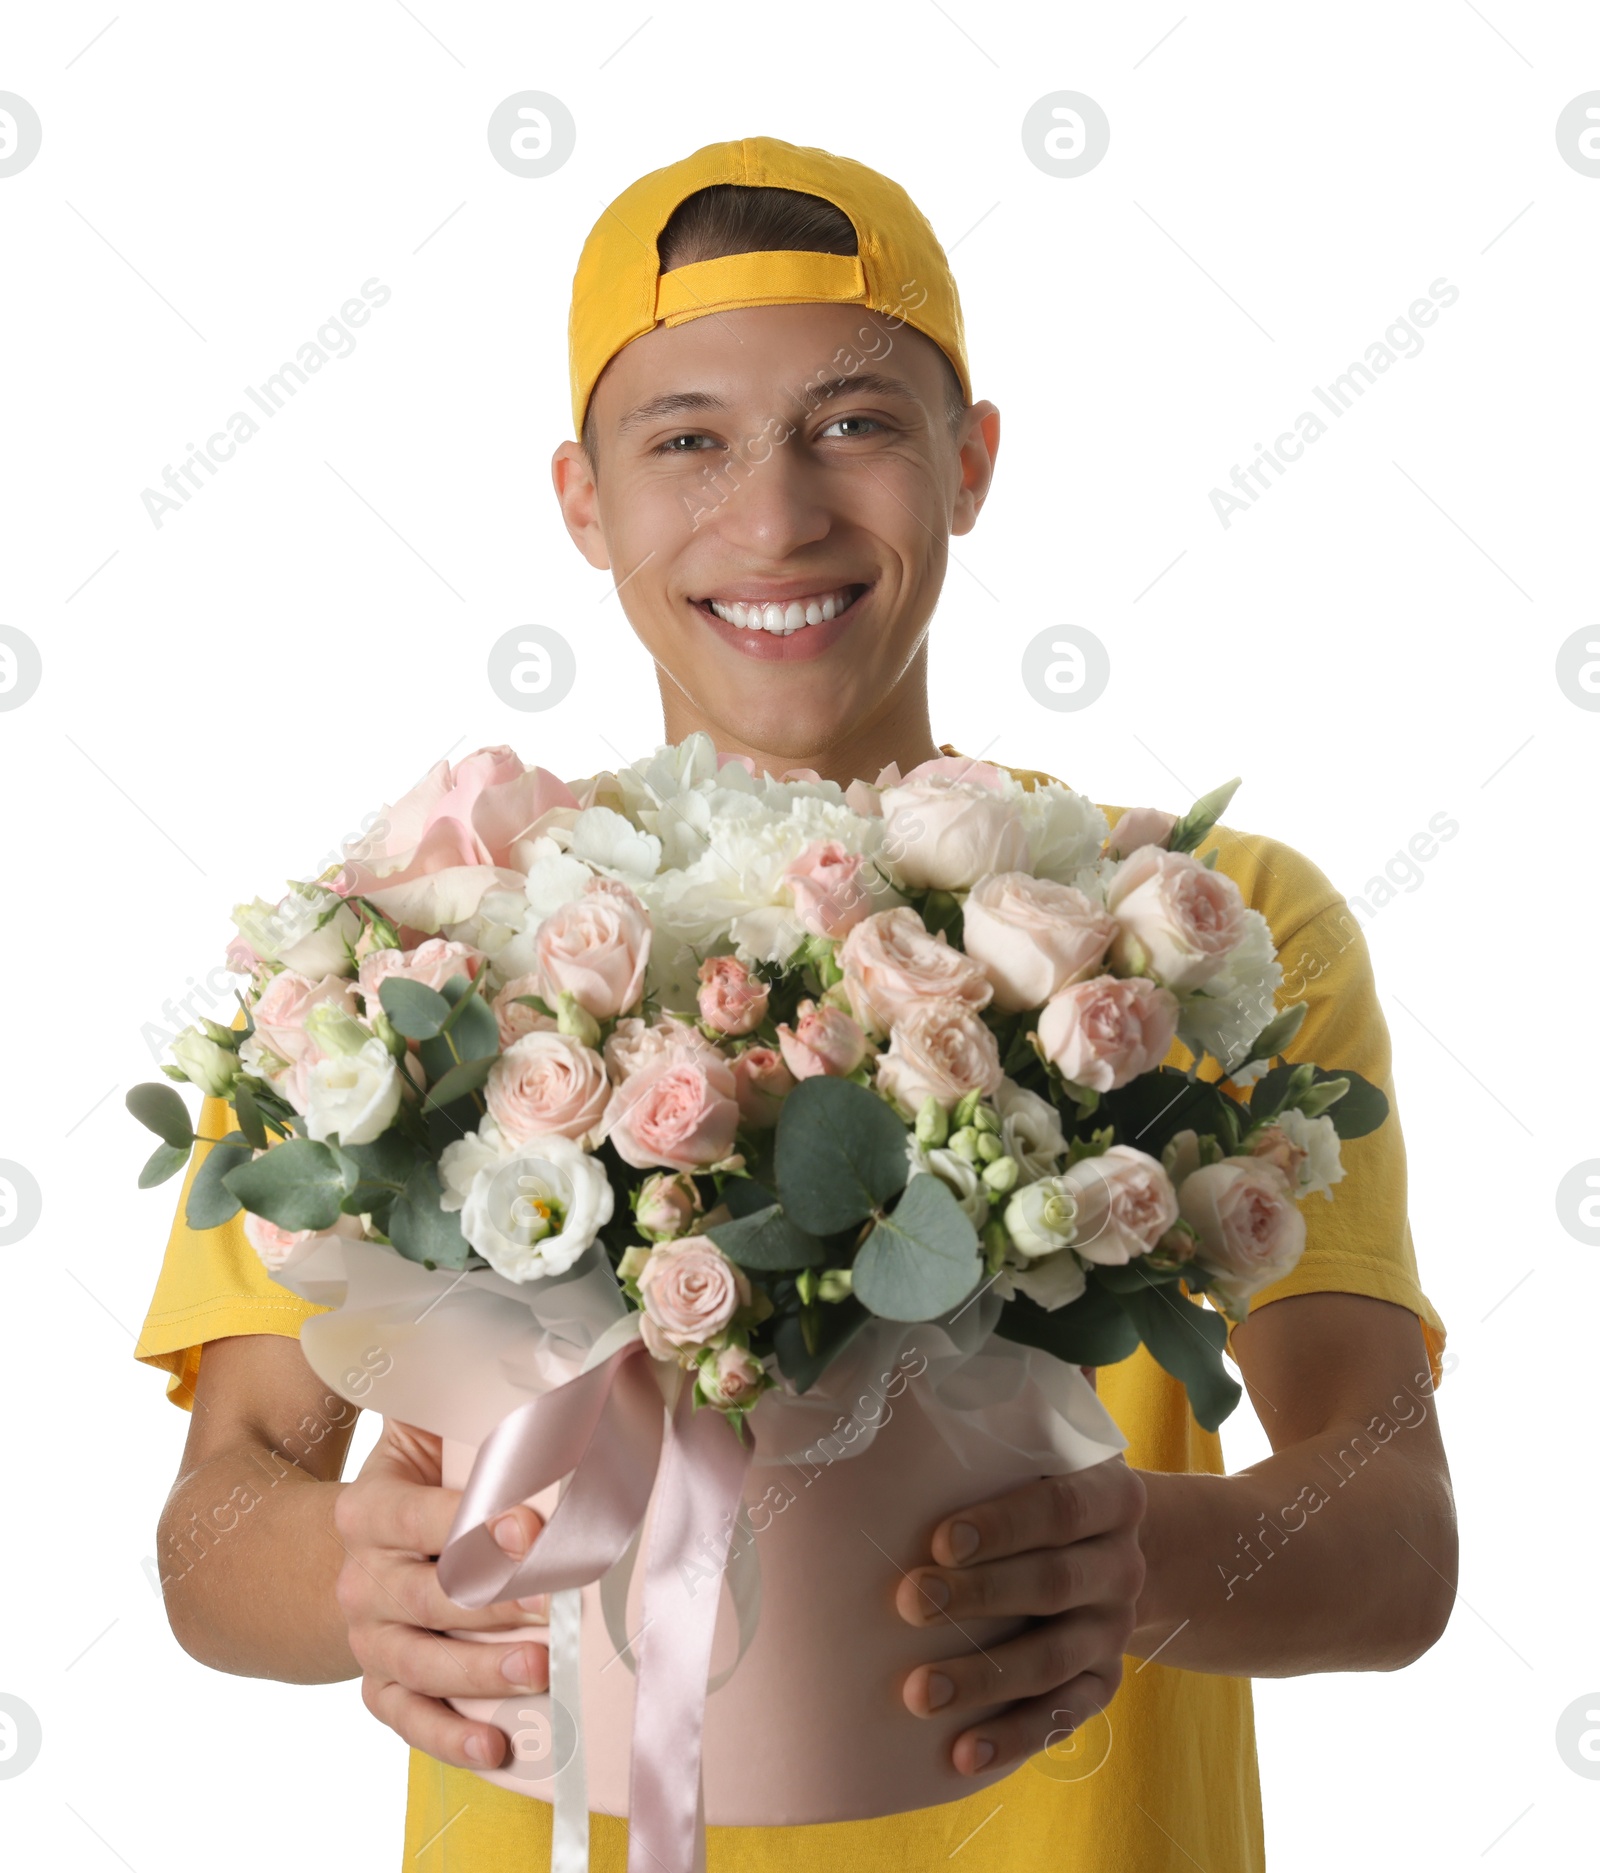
left=567, top=135, right=972, bottom=436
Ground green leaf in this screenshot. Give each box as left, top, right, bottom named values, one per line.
left=1117, top=1282, right=1242, bottom=1432
left=772, top=1295, right=872, bottom=1393
left=423, top=1054, right=498, bottom=1112
left=126, top=1082, right=194, bottom=1149
left=1092, top=1259, right=1191, bottom=1295
left=993, top=1280, right=1142, bottom=1367
left=1166, top=777, right=1242, bottom=856
left=222, top=1138, right=348, bottom=1231
left=186, top=1133, right=254, bottom=1227
left=139, top=1139, right=192, bottom=1188
left=232, top=1077, right=269, bottom=1150
left=706, top=1204, right=829, bottom=1271
left=1097, top=1068, right=1247, bottom=1158
left=338, top=1131, right=420, bottom=1218
left=774, top=1076, right=910, bottom=1235
left=721, top=1178, right=778, bottom=1219
left=852, top=1175, right=982, bottom=1321
left=420, top=985, right=499, bottom=1086
left=1249, top=1062, right=1389, bottom=1139
left=386, top=1162, right=472, bottom=1269
left=380, top=977, right=452, bottom=1040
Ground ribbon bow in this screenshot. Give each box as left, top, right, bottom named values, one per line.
left=437, top=1336, right=755, bottom=1873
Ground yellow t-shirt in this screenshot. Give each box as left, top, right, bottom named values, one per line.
left=136, top=754, right=1448, bottom=1872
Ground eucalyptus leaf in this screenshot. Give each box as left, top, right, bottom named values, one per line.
left=138, top=1139, right=192, bottom=1189
left=386, top=1162, right=472, bottom=1269
left=222, top=1138, right=347, bottom=1232
left=379, top=977, right=452, bottom=1040
left=706, top=1204, right=829, bottom=1271
left=126, top=1082, right=194, bottom=1149
left=851, top=1174, right=981, bottom=1321
left=232, top=1077, right=269, bottom=1150
left=721, top=1178, right=778, bottom=1219
left=186, top=1133, right=254, bottom=1228
left=774, top=1076, right=910, bottom=1235
left=423, top=1054, right=498, bottom=1112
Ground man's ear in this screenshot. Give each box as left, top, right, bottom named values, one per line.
left=950, top=400, right=1000, bottom=537
left=551, top=440, right=612, bottom=572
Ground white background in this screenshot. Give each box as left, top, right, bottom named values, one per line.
left=2, top=2, right=1597, bottom=1867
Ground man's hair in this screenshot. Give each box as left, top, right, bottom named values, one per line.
left=579, top=183, right=968, bottom=472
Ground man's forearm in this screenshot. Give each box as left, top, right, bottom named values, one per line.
left=157, top=1442, right=357, bottom=1684
left=1126, top=1419, right=1457, bottom=1676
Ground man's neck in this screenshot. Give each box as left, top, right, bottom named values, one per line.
left=657, top=687, right=945, bottom=791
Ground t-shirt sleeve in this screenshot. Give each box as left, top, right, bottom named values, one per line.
left=134, top=1091, right=328, bottom=1411
left=1203, top=826, right=1449, bottom=1392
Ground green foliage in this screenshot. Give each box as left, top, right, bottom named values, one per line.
left=126, top=1083, right=194, bottom=1150
left=1249, top=1062, right=1389, bottom=1138
left=851, top=1174, right=982, bottom=1321
left=772, top=1293, right=871, bottom=1393
left=186, top=1132, right=254, bottom=1227
left=138, top=1140, right=191, bottom=1188
left=379, top=977, right=451, bottom=1039
left=386, top=1161, right=473, bottom=1269
left=773, top=1076, right=909, bottom=1235
left=706, top=1205, right=830, bottom=1271
left=223, top=1137, right=353, bottom=1231
left=993, top=1280, right=1141, bottom=1366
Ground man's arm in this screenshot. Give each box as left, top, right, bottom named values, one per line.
left=1128, top=1290, right=1457, bottom=1675
left=896, top=1291, right=1457, bottom=1773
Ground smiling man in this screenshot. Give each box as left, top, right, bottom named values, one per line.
left=139, top=137, right=1456, bottom=1872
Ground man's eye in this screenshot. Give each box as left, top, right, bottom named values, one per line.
left=818, top=415, right=883, bottom=440
left=655, top=432, right=718, bottom=454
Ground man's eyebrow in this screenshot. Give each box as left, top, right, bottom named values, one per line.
left=615, top=371, right=925, bottom=436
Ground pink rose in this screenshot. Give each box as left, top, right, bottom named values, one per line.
left=696, top=956, right=769, bottom=1036
left=636, top=1170, right=703, bottom=1238
left=1035, top=975, right=1179, bottom=1092
left=1247, top=1124, right=1309, bottom=1189
left=358, top=938, right=485, bottom=1016
left=485, top=1031, right=610, bottom=1146
left=602, top=1052, right=741, bottom=1172
left=1106, top=847, right=1248, bottom=992
left=898, top=755, right=1012, bottom=791
left=1061, top=1146, right=1179, bottom=1266
left=782, top=839, right=872, bottom=938
left=604, top=1014, right=724, bottom=1083
left=1104, top=806, right=1179, bottom=860
left=492, top=973, right=559, bottom=1049
left=253, top=971, right=360, bottom=1067
left=961, top=873, right=1116, bottom=1013
left=731, top=1046, right=795, bottom=1128
left=776, top=998, right=868, bottom=1080
left=335, top=745, right=579, bottom=932
left=536, top=875, right=651, bottom=1020
left=698, top=1342, right=768, bottom=1408
left=877, top=777, right=1031, bottom=892
left=839, top=906, right=992, bottom=1040
left=636, top=1235, right=752, bottom=1358
left=242, top=1209, right=363, bottom=1277
left=1178, top=1157, right=1306, bottom=1316
left=874, top=998, right=1004, bottom=1117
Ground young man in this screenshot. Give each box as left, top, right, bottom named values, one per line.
left=138, top=138, right=1456, bottom=1870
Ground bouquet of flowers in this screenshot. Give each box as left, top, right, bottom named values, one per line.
left=130, top=737, right=1385, bottom=1440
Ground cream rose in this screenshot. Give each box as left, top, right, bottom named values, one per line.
left=485, top=1031, right=610, bottom=1146
left=961, top=872, right=1116, bottom=1014
left=1035, top=974, right=1180, bottom=1092
left=1061, top=1145, right=1179, bottom=1266
left=1106, top=847, right=1248, bottom=993
left=782, top=839, right=872, bottom=938
left=636, top=1235, right=752, bottom=1360
left=697, top=1342, right=768, bottom=1408
left=839, top=906, right=992, bottom=1039
left=877, top=778, right=1031, bottom=891
left=776, top=998, right=868, bottom=1079
left=874, top=998, right=1004, bottom=1117
left=491, top=972, right=558, bottom=1049
left=602, top=1052, right=741, bottom=1172
left=696, top=956, right=769, bottom=1036
left=730, top=1046, right=795, bottom=1128
left=535, top=874, right=651, bottom=1019
left=242, top=1209, right=364, bottom=1278
left=1178, top=1157, right=1306, bottom=1316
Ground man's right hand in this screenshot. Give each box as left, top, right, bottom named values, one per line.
left=332, top=1417, right=550, bottom=1770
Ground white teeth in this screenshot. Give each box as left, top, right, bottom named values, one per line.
left=704, top=585, right=858, bottom=633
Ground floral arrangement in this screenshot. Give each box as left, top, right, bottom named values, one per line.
left=129, top=738, right=1386, bottom=1434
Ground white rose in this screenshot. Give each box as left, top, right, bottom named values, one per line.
left=304, top=1037, right=402, bottom=1146
left=1274, top=1107, right=1345, bottom=1201
left=905, top=1137, right=990, bottom=1228
left=993, top=1077, right=1069, bottom=1183
left=459, top=1133, right=615, bottom=1280
left=1004, top=1175, right=1080, bottom=1260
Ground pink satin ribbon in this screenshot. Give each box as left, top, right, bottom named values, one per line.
left=437, top=1337, right=754, bottom=1873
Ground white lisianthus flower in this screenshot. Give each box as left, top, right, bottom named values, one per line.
left=1011, top=1247, right=1088, bottom=1311
left=905, top=1137, right=990, bottom=1228
left=1004, top=1174, right=1080, bottom=1259
left=459, top=1133, right=615, bottom=1280
left=1274, top=1106, right=1345, bottom=1201
left=171, top=1026, right=238, bottom=1098
left=992, top=1078, right=1069, bottom=1183
left=304, top=1037, right=402, bottom=1146
left=438, top=1115, right=513, bottom=1208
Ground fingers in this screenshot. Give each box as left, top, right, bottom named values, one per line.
left=901, top=1607, right=1126, bottom=1726
left=927, top=1457, right=1146, bottom=1570
left=896, top=1528, right=1144, bottom=1628
left=333, top=1470, right=465, bottom=1558
left=363, top=1676, right=510, bottom=1772
left=351, top=1617, right=550, bottom=1700
left=949, top=1667, right=1119, bottom=1777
